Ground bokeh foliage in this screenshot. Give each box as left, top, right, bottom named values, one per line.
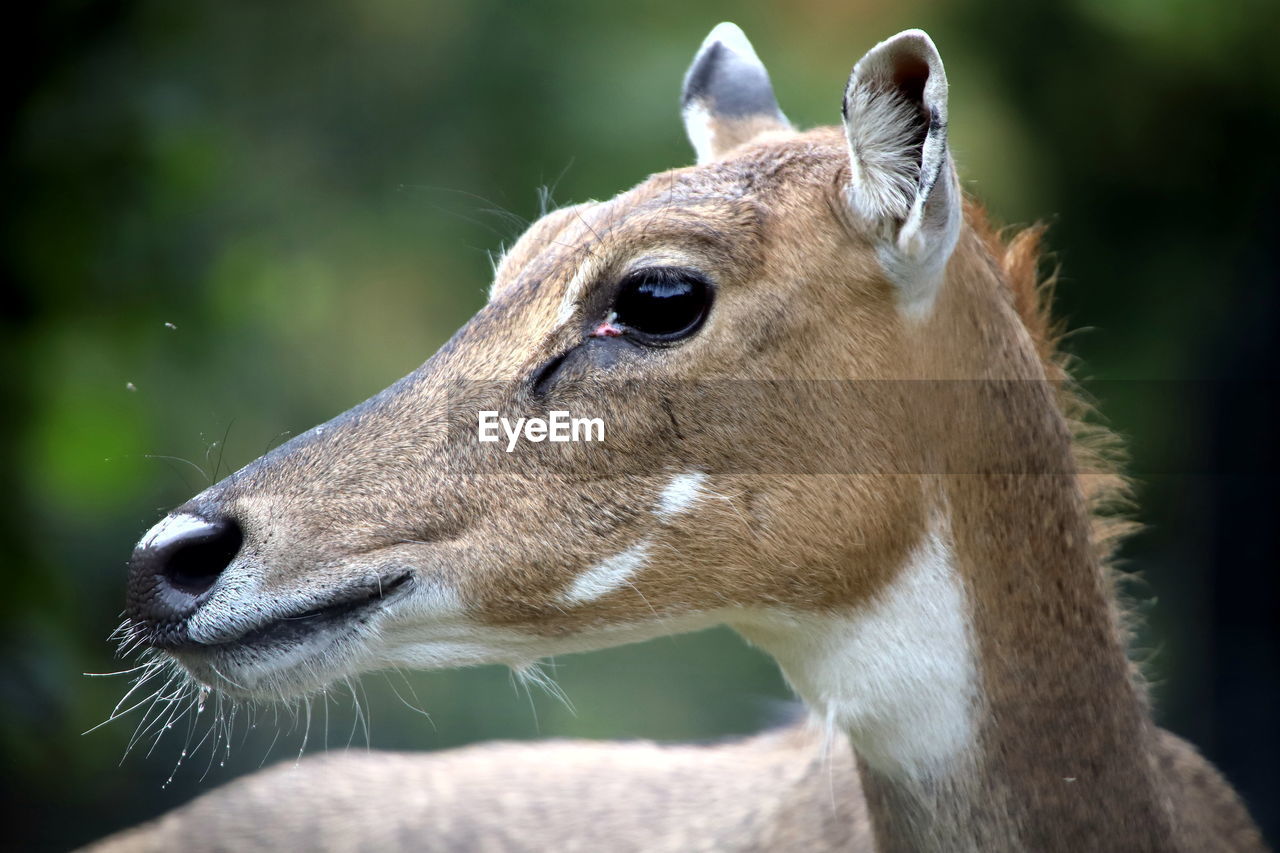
left=4, top=0, right=1278, bottom=848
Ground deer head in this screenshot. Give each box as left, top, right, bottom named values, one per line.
left=123, top=25, right=996, bottom=718
left=110, top=25, right=1275, bottom=853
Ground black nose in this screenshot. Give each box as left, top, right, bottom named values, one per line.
left=126, top=513, right=243, bottom=646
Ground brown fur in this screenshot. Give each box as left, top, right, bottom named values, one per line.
left=86, top=725, right=868, bottom=853
left=100, top=40, right=1265, bottom=852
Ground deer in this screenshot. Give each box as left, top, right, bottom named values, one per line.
left=87, top=23, right=1265, bottom=853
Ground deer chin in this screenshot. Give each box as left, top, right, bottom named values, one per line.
left=176, top=568, right=730, bottom=703
left=168, top=571, right=416, bottom=701
left=173, top=627, right=373, bottom=702
left=377, top=604, right=732, bottom=679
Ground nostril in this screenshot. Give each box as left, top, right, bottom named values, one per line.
left=162, top=517, right=243, bottom=595
left=127, top=512, right=245, bottom=646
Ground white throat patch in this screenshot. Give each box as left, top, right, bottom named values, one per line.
left=735, top=520, right=978, bottom=779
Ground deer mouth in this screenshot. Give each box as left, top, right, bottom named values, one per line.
left=219, top=571, right=415, bottom=651
left=162, top=570, right=416, bottom=698
left=168, top=570, right=415, bottom=657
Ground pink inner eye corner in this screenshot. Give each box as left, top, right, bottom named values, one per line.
left=591, top=320, right=624, bottom=337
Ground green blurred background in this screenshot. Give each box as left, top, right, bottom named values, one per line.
left=4, top=0, right=1278, bottom=849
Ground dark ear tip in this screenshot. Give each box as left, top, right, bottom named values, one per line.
left=683, top=22, right=766, bottom=97
left=682, top=40, right=725, bottom=106
left=681, top=22, right=782, bottom=117
left=681, top=22, right=791, bottom=163
left=699, top=22, right=760, bottom=61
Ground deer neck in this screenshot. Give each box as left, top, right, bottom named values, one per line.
left=737, top=303, right=1178, bottom=852
left=740, top=470, right=1176, bottom=850
left=863, top=479, right=1177, bottom=851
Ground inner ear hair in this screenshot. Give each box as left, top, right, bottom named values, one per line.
left=841, top=30, right=960, bottom=310
left=842, top=30, right=953, bottom=226
left=842, top=78, right=930, bottom=225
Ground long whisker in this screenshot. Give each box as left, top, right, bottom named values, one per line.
left=83, top=669, right=171, bottom=736
left=123, top=671, right=186, bottom=754
left=383, top=670, right=436, bottom=731
left=214, top=418, right=235, bottom=481
left=143, top=453, right=211, bottom=486
left=297, top=695, right=314, bottom=764
left=145, top=686, right=198, bottom=759
left=509, top=666, right=540, bottom=733
left=83, top=661, right=156, bottom=678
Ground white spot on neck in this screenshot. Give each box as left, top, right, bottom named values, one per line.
left=139, top=513, right=212, bottom=551
left=561, top=540, right=652, bottom=605
left=735, top=520, right=977, bottom=779
left=655, top=471, right=708, bottom=521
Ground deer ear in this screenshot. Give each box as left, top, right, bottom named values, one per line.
left=842, top=30, right=961, bottom=310
left=682, top=22, right=792, bottom=164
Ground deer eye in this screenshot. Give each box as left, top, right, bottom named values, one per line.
left=611, top=268, right=713, bottom=342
